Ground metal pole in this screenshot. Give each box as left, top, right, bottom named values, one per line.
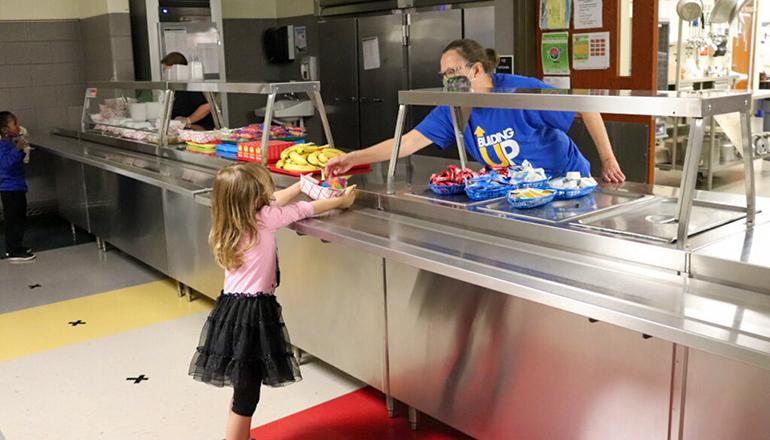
left=261, top=93, right=276, bottom=165
left=387, top=104, right=408, bottom=195
left=202, top=91, right=224, bottom=129
left=707, top=117, right=716, bottom=190
left=740, top=111, right=756, bottom=225
left=308, top=90, right=336, bottom=149
left=675, top=117, right=706, bottom=248
left=672, top=18, right=686, bottom=169
left=449, top=106, right=469, bottom=170
left=159, top=89, right=175, bottom=148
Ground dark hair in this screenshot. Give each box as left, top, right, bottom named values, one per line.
left=0, top=111, right=16, bottom=132
left=161, top=52, right=188, bottom=66
left=443, top=39, right=499, bottom=73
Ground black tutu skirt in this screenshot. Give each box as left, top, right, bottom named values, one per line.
left=189, top=292, right=302, bottom=389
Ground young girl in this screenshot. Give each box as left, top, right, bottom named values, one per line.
left=189, top=162, right=356, bottom=440
left=0, top=111, right=34, bottom=262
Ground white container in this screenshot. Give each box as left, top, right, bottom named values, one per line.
left=128, top=103, right=147, bottom=121
left=145, top=102, right=163, bottom=120
left=189, top=61, right=204, bottom=80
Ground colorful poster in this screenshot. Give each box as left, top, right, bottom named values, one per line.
left=574, top=0, right=603, bottom=29
left=573, top=32, right=610, bottom=70
left=541, top=32, right=570, bottom=75
left=540, top=0, right=571, bottom=30
left=543, top=76, right=572, bottom=89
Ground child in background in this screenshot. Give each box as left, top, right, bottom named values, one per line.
left=0, top=111, right=35, bottom=262
left=189, top=162, right=356, bottom=440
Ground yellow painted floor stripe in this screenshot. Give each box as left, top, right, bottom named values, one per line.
left=0, top=280, right=212, bottom=361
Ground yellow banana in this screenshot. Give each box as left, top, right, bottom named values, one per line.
left=289, top=151, right=308, bottom=165
left=283, top=163, right=317, bottom=172
left=322, top=148, right=345, bottom=157
left=307, top=152, right=321, bottom=167
left=276, top=160, right=285, bottom=169
left=317, top=153, right=329, bottom=164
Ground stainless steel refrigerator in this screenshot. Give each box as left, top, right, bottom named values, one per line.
left=319, top=5, right=494, bottom=150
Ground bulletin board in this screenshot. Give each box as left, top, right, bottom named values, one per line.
left=535, top=1, right=660, bottom=182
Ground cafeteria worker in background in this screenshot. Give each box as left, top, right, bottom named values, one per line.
left=161, top=52, right=215, bottom=131
left=326, top=39, right=626, bottom=183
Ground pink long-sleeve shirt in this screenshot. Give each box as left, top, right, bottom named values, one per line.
left=223, top=201, right=314, bottom=295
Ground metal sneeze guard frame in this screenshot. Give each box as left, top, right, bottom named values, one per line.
left=386, top=88, right=756, bottom=249
left=84, top=80, right=336, bottom=165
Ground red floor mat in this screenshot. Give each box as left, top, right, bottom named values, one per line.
left=251, top=387, right=474, bottom=440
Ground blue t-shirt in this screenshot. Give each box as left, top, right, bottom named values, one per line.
left=415, top=73, right=590, bottom=177
left=0, top=139, right=27, bottom=192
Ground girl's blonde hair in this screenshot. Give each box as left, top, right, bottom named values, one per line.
left=209, top=162, right=275, bottom=271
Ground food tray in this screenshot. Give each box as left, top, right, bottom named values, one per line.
left=506, top=191, right=555, bottom=209
left=216, top=151, right=238, bottom=160
left=268, top=163, right=372, bottom=177
left=550, top=184, right=598, bottom=200
left=429, top=183, right=466, bottom=195
left=299, top=174, right=344, bottom=200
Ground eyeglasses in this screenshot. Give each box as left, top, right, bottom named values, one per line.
left=438, top=63, right=474, bottom=79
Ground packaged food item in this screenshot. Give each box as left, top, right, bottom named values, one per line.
left=464, top=172, right=514, bottom=200
left=509, top=160, right=548, bottom=187
left=428, top=165, right=476, bottom=195
left=299, top=174, right=347, bottom=200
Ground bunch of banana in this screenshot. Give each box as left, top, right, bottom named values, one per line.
left=275, top=143, right=345, bottom=173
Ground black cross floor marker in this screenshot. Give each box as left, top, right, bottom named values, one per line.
left=68, top=320, right=86, bottom=326
left=126, top=374, right=149, bottom=384
left=28, top=284, right=41, bottom=289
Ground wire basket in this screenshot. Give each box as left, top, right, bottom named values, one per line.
left=465, top=184, right=512, bottom=200
left=429, top=183, right=466, bottom=195
left=512, top=177, right=549, bottom=189
left=299, top=174, right=345, bottom=200
left=506, top=190, right=556, bottom=209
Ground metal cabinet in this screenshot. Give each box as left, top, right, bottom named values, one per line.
left=84, top=166, right=169, bottom=275
left=276, top=229, right=387, bottom=391
left=385, top=260, right=674, bottom=440
left=163, top=190, right=223, bottom=298
left=53, top=157, right=90, bottom=232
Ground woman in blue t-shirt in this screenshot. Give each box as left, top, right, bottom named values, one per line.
left=327, top=39, right=625, bottom=182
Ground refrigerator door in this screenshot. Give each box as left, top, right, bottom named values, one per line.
left=463, top=5, right=495, bottom=50
left=407, top=9, right=463, bottom=159
left=357, top=13, right=408, bottom=147
left=319, top=18, right=361, bottom=149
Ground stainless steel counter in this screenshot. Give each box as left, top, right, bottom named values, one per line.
left=34, top=131, right=770, bottom=438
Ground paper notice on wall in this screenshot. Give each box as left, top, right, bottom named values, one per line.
left=574, top=0, right=603, bottom=29
left=541, top=32, right=570, bottom=75
left=163, top=28, right=189, bottom=59
left=543, top=76, right=572, bottom=89
left=573, top=32, right=610, bottom=70
left=540, top=0, right=571, bottom=30
left=362, top=37, right=381, bottom=71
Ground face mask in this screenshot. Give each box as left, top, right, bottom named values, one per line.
left=443, top=75, right=471, bottom=91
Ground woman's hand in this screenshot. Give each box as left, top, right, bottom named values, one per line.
left=601, top=157, right=626, bottom=183
left=326, top=153, right=355, bottom=176
left=14, top=138, right=29, bottom=152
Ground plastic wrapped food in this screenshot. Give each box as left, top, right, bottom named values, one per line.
left=548, top=172, right=598, bottom=200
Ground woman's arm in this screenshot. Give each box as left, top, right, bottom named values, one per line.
left=272, top=182, right=301, bottom=207
left=326, top=129, right=432, bottom=175
left=177, top=103, right=212, bottom=127
left=580, top=112, right=626, bottom=183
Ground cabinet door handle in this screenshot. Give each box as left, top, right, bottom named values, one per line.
left=372, top=98, right=384, bottom=103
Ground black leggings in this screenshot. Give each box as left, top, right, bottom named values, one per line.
left=0, top=191, right=26, bottom=254
left=232, top=381, right=262, bottom=417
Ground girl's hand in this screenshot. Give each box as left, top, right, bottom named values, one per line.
left=337, top=185, right=357, bottom=209
left=15, top=138, right=29, bottom=152
left=601, top=157, right=626, bottom=183
left=326, top=154, right=354, bottom=176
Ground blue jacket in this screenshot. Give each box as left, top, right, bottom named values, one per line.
left=0, top=139, right=27, bottom=192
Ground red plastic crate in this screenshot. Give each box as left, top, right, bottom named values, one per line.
left=237, top=140, right=295, bottom=163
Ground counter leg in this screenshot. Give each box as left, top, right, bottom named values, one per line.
left=740, top=111, right=756, bottom=226
left=675, top=117, right=705, bottom=248
left=309, top=90, right=335, bottom=149
left=176, top=281, right=185, bottom=298
left=261, top=93, right=276, bottom=166
left=386, top=395, right=395, bottom=418
left=408, top=406, right=419, bottom=430
left=707, top=117, right=716, bottom=191
left=70, top=223, right=77, bottom=243
left=449, top=106, right=469, bottom=170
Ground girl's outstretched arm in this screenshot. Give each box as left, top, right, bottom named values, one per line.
left=272, top=182, right=301, bottom=207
